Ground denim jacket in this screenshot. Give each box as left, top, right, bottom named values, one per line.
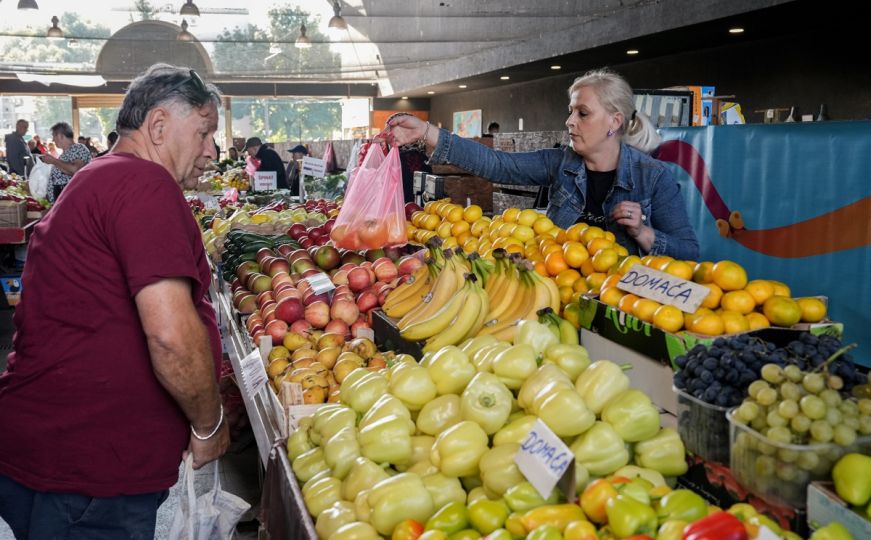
left=430, top=130, right=699, bottom=260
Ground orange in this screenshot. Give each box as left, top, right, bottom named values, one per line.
left=653, top=305, right=684, bottom=333
left=601, top=273, right=623, bottom=291
left=745, top=312, right=771, bottom=330
left=517, top=208, right=540, bottom=227
left=744, top=280, right=775, bottom=305
left=770, top=280, right=792, bottom=297
left=470, top=218, right=491, bottom=237
left=542, top=243, right=563, bottom=256
left=721, top=310, right=751, bottom=334
left=570, top=291, right=586, bottom=304
left=554, top=229, right=568, bottom=244
left=796, top=297, right=827, bottom=323
left=573, top=279, right=591, bottom=294
left=511, top=224, right=536, bottom=243
left=502, top=207, right=521, bottom=223
left=446, top=205, right=465, bottom=223
left=591, top=248, right=619, bottom=273
left=664, top=260, right=694, bottom=281
left=649, top=256, right=674, bottom=271
left=586, top=237, right=614, bottom=255
left=463, top=205, right=483, bottom=223
left=685, top=308, right=713, bottom=331
left=497, top=223, right=516, bottom=238
left=504, top=243, right=524, bottom=255
left=692, top=313, right=725, bottom=336
left=533, top=261, right=548, bottom=277
left=436, top=221, right=454, bottom=239
left=599, top=286, right=625, bottom=307
left=544, top=252, right=569, bottom=276
left=614, top=244, right=629, bottom=257
left=579, top=258, right=595, bottom=277
left=442, top=236, right=459, bottom=249
left=762, top=296, right=802, bottom=327
left=562, top=241, right=590, bottom=268
left=581, top=226, right=605, bottom=245
left=633, top=298, right=661, bottom=323
left=462, top=237, right=479, bottom=254
left=700, top=282, right=723, bottom=310
left=421, top=213, right=440, bottom=230
left=640, top=255, right=656, bottom=266
left=559, top=286, right=574, bottom=305
left=533, top=217, right=555, bottom=235
left=566, top=223, right=589, bottom=242
left=720, top=290, right=756, bottom=315
left=617, top=293, right=640, bottom=315
left=451, top=220, right=471, bottom=237
left=456, top=231, right=473, bottom=245
left=525, top=250, right=543, bottom=262
left=618, top=255, right=643, bottom=274
left=693, top=261, right=714, bottom=283
left=555, top=269, right=582, bottom=289
left=711, top=260, right=748, bottom=291
left=603, top=231, right=616, bottom=243
left=477, top=239, right=492, bottom=253
left=585, top=272, right=607, bottom=292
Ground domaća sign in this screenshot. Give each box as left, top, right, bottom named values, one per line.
left=617, top=264, right=710, bottom=314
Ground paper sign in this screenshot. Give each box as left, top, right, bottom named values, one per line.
left=302, top=156, right=327, bottom=178
left=238, top=349, right=269, bottom=396
left=258, top=338, right=273, bottom=366
left=515, top=419, right=576, bottom=500
left=303, top=272, right=336, bottom=297
left=281, top=381, right=305, bottom=406
left=253, top=171, right=277, bottom=191
left=617, top=264, right=710, bottom=314
left=355, top=327, right=375, bottom=342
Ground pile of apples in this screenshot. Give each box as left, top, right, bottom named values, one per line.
left=285, top=199, right=342, bottom=249
left=232, top=244, right=425, bottom=347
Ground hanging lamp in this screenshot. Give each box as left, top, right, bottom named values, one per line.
left=179, top=0, right=200, bottom=17
left=47, top=15, right=63, bottom=39
left=328, top=1, right=347, bottom=29
left=295, top=22, right=312, bottom=49
left=177, top=19, right=194, bottom=41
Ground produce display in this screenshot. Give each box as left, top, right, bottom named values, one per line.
left=203, top=165, right=251, bottom=191
left=0, top=171, right=49, bottom=212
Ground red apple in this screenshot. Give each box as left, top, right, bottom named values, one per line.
left=256, top=291, right=274, bottom=306
left=290, top=319, right=313, bottom=337
left=323, top=219, right=336, bottom=234
left=237, top=295, right=257, bottom=314
left=274, top=297, right=304, bottom=324
left=247, top=273, right=272, bottom=294
left=276, top=244, right=295, bottom=257
left=292, top=258, right=317, bottom=275
left=373, top=258, right=398, bottom=282
left=299, top=236, right=314, bottom=249
left=331, top=269, right=349, bottom=286
left=255, top=247, right=276, bottom=265
left=265, top=319, right=288, bottom=345
left=330, top=298, right=360, bottom=326
left=341, top=251, right=366, bottom=266
left=303, top=291, right=330, bottom=306
left=314, top=245, right=341, bottom=271
left=397, top=256, right=424, bottom=276
left=356, top=290, right=379, bottom=313
left=289, top=249, right=312, bottom=264
left=308, top=227, right=325, bottom=243
left=377, top=288, right=391, bottom=306
left=301, top=268, right=321, bottom=279
left=348, top=267, right=373, bottom=293
left=237, top=261, right=260, bottom=283
left=252, top=330, right=266, bottom=346
left=404, top=202, right=422, bottom=220
left=271, top=272, right=292, bottom=288
left=266, top=258, right=291, bottom=277
left=365, top=249, right=386, bottom=262
left=287, top=223, right=307, bottom=240
left=325, top=319, right=350, bottom=338
left=351, top=318, right=371, bottom=337
left=384, top=246, right=403, bottom=261
left=245, top=313, right=263, bottom=332
left=305, top=300, right=330, bottom=329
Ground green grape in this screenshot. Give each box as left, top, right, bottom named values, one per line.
left=777, top=462, right=799, bottom=482
left=737, top=401, right=760, bottom=423
left=790, top=413, right=811, bottom=433
left=779, top=381, right=803, bottom=402
left=735, top=431, right=754, bottom=451
left=819, top=389, right=842, bottom=409
left=858, top=415, right=871, bottom=435
left=827, top=375, right=844, bottom=391
left=749, top=380, right=771, bottom=399
left=800, top=395, right=827, bottom=420
left=757, top=387, right=778, bottom=406
left=843, top=416, right=860, bottom=430
left=859, top=398, right=871, bottom=416
left=778, top=448, right=799, bottom=463
left=766, top=410, right=788, bottom=428
left=783, top=364, right=803, bottom=383
left=803, top=373, right=826, bottom=394
left=761, top=363, right=784, bottom=384
left=758, top=440, right=777, bottom=456
left=751, top=415, right=769, bottom=432
left=766, top=426, right=792, bottom=445
left=796, top=451, right=819, bottom=471
left=840, top=400, right=860, bottom=417
left=809, top=420, right=834, bottom=443
left=833, top=425, right=857, bottom=446
left=755, top=455, right=776, bottom=476
left=825, top=408, right=843, bottom=426
left=777, top=399, right=799, bottom=419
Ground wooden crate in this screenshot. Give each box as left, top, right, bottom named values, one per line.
left=0, top=201, right=26, bottom=228
left=443, top=175, right=494, bottom=212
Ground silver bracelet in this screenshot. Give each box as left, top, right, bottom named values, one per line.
left=190, top=404, right=224, bottom=440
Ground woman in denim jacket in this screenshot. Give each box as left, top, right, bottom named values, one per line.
left=386, top=69, right=699, bottom=260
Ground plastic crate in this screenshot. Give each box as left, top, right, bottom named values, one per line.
left=674, top=386, right=730, bottom=463
left=728, top=409, right=871, bottom=509
left=0, top=201, right=26, bottom=228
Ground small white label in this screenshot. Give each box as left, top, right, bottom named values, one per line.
left=258, top=338, right=273, bottom=366
left=355, top=327, right=375, bottom=341
left=238, top=349, right=269, bottom=396
left=281, top=381, right=305, bottom=406
left=518, top=118, right=524, bottom=131
left=253, top=171, right=277, bottom=191
left=199, top=193, right=219, bottom=209
left=303, top=272, right=336, bottom=297
left=515, top=419, right=576, bottom=500
left=616, top=264, right=710, bottom=314
left=801, top=114, right=814, bottom=122
left=301, top=156, right=327, bottom=178
left=766, top=109, right=775, bottom=119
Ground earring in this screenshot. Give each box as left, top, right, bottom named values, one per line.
left=607, top=128, right=615, bottom=137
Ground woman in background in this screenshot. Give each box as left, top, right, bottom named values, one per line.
left=41, top=122, right=91, bottom=203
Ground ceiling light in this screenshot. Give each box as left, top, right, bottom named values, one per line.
left=427, top=91, right=435, bottom=95
left=626, top=49, right=639, bottom=55
left=500, top=76, right=510, bottom=80
left=46, top=15, right=63, bottom=39
left=177, top=19, right=194, bottom=41
left=550, top=65, right=561, bottom=70
left=295, top=22, right=312, bottom=49
left=458, top=84, right=467, bottom=89
left=729, top=27, right=744, bottom=34
left=401, top=96, right=408, bottom=100
left=328, top=1, right=347, bottom=29
left=179, top=0, right=200, bottom=17
left=18, top=0, right=39, bottom=9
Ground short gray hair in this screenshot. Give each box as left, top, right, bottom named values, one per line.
left=116, top=63, right=220, bottom=134
left=50, top=121, right=74, bottom=140
left=568, top=68, right=661, bottom=154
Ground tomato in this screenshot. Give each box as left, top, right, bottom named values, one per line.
left=359, top=219, right=388, bottom=248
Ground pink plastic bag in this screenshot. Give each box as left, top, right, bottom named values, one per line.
left=245, top=155, right=260, bottom=177
left=330, top=144, right=406, bottom=250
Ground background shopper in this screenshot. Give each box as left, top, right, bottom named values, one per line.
left=41, top=121, right=91, bottom=202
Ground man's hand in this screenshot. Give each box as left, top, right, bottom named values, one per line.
left=186, top=421, right=230, bottom=469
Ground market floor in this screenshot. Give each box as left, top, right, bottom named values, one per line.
left=0, top=435, right=262, bottom=540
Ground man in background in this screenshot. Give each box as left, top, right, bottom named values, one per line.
left=97, top=131, right=119, bottom=157
left=244, top=136, right=288, bottom=191
left=285, top=144, right=308, bottom=196
left=4, top=119, right=32, bottom=176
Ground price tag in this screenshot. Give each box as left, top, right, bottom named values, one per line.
left=259, top=338, right=273, bottom=366
left=253, top=171, right=277, bottom=191
left=198, top=193, right=219, bottom=209
left=281, top=381, right=305, bottom=406
left=303, top=272, right=336, bottom=297
left=355, top=327, right=375, bottom=341
left=301, top=156, right=327, bottom=178
left=617, top=264, right=710, bottom=314
left=515, top=419, right=576, bottom=500
left=238, top=349, right=268, bottom=396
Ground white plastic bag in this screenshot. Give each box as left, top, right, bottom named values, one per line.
left=28, top=157, right=51, bottom=200
left=168, top=455, right=251, bottom=540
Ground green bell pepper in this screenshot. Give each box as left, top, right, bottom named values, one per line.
left=520, top=504, right=586, bottom=532
left=427, top=345, right=477, bottom=395
left=472, top=342, right=512, bottom=374
left=418, top=394, right=464, bottom=436
left=354, top=488, right=372, bottom=523
left=419, top=531, right=448, bottom=540
left=483, top=529, right=512, bottom=540
left=479, top=443, right=525, bottom=497
left=613, top=466, right=667, bottom=488
left=287, top=423, right=315, bottom=462
left=518, top=364, right=573, bottom=411
left=468, top=499, right=510, bottom=535
left=431, top=420, right=489, bottom=477
left=601, top=390, right=661, bottom=443
left=389, top=363, right=439, bottom=411
left=656, top=489, right=707, bottom=523
left=303, top=475, right=343, bottom=517
left=515, top=320, right=560, bottom=359
left=618, top=477, right=653, bottom=506
left=342, top=456, right=391, bottom=501
left=425, top=501, right=470, bottom=535
left=358, top=414, right=415, bottom=465
left=605, top=495, right=658, bottom=538
left=832, top=453, right=871, bottom=506
left=535, top=387, right=595, bottom=438
left=360, top=394, right=413, bottom=432
left=324, top=426, right=361, bottom=480
left=315, top=501, right=357, bottom=540
left=409, top=460, right=440, bottom=477
left=292, top=447, right=330, bottom=483
left=542, top=343, right=590, bottom=382
left=461, top=372, right=513, bottom=435
left=341, top=369, right=390, bottom=414
left=494, top=415, right=538, bottom=446
left=526, top=524, right=563, bottom=540
left=809, top=522, right=853, bottom=540
left=574, top=360, right=630, bottom=414
left=422, top=473, right=467, bottom=509
left=655, top=520, right=687, bottom=540
left=570, top=421, right=630, bottom=476
left=302, top=469, right=332, bottom=494
left=330, top=521, right=381, bottom=540
left=460, top=334, right=501, bottom=359
left=633, top=428, right=688, bottom=477
left=491, top=344, right=538, bottom=390
left=448, top=530, right=482, bottom=540
left=313, top=405, right=357, bottom=445
left=462, top=476, right=484, bottom=492
left=467, top=487, right=492, bottom=506
left=504, top=481, right=559, bottom=513
left=365, top=473, right=436, bottom=536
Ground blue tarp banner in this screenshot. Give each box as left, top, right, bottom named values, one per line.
left=659, top=122, right=871, bottom=366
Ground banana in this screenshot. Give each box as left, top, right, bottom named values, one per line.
left=401, top=281, right=472, bottom=341
left=483, top=268, right=521, bottom=324
left=397, top=258, right=462, bottom=330
left=422, top=283, right=484, bottom=352
left=461, top=284, right=491, bottom=342
left=478, top=278, right=536, bottom=337
left=383, top=267, right=434, bottom=318
left=539, top=273, right=561, bottom=312
left=520, top=274, right=554, bottom=321
left=558, top=317, right=580, bottom=345
left=383, top=265, right=430, bottom=308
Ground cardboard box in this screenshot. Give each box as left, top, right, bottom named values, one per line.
left=807, top=482, right=871, bottom=539
left=1, top=274, right=22, bottom=306
left=688, top=85, right=716, bottom=126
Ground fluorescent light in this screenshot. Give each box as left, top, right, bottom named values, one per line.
left=401, top=96, right=408, bottom=100
left=729, top=27, right=744, bottom=34
left=550, top=65, right=561, bottom=70
left=500, top=75, right=510, bottom=80
left=427, top=91, right=435, bottom=95
left=458, top=84, right=467, bottom=88
left=626, top=49, right=639, bottom=55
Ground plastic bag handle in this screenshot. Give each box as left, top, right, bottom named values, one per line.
left=182, top=454, right=197, bottom=539
left=211, top=459, right=222, bottom=503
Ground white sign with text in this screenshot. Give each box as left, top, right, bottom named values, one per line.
left=515, top=419, right=576, bottom=500
left=617, top=264, right=710, bottom=314
left=301, top=156, right=327, bottom=179
left=253, top=171, right=277, bottom=191
left=238, top=349, right=269, bottom=396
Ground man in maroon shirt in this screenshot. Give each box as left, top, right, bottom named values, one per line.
left=0, top=64, right=229, bottom=538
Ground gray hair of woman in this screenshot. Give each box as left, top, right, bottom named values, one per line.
left=116, top=63, right=221, bottom=135
left=50, top=121, right=74, bottom=140
left=568, top=68, right=662, bottom=154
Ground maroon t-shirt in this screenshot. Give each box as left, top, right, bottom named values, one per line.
left=0, top=153, right=222, bottom=497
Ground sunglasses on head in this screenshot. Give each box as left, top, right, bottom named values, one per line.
left=166, top=69, right=210, bottom=99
